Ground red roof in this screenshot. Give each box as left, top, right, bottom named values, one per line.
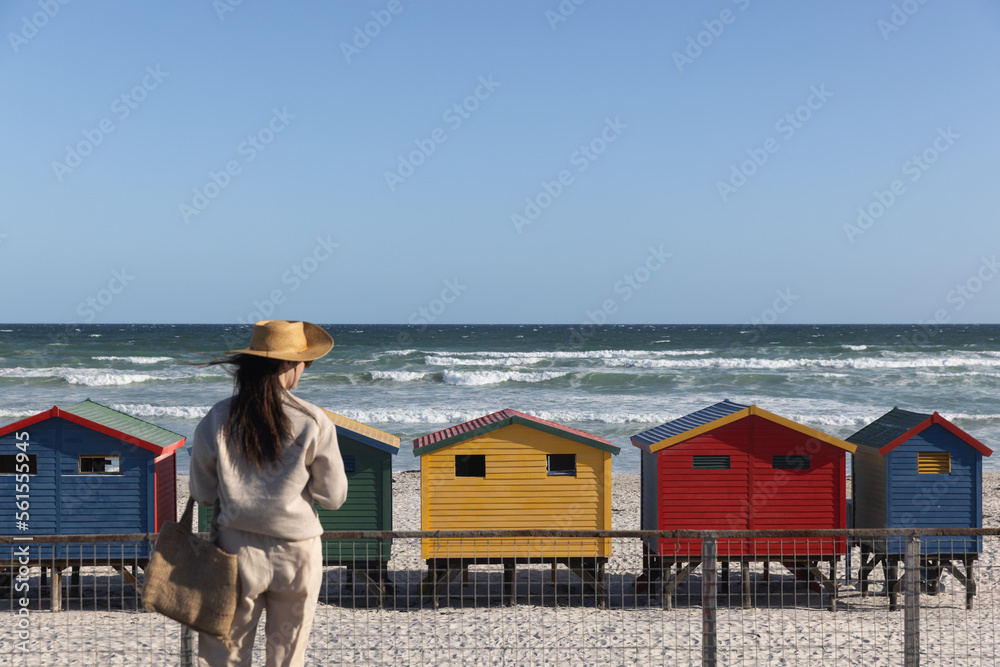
left=880, top=411, right=993, bottom=457
left=412, top=409, right=619, bottom=455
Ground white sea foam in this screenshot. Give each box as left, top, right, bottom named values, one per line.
left=93, top=356, right=174, bottom=364
left=109, top=403, right=211, bottom=420
left=0, top=408, right=38, bottom=419
left=340, top=407, right=671, bottom=426
left=0, top=366, right=182, bottom=386
left=841, top=345, right=868, bottom=351
left=442, top=370, right=571, bottom=386
left=422, top=349, right=713, bottom=364
left=603, top=355, right=1000, bottom=371
left=369, top=371, right=429, bottom=382
left=340, top=408, right=502, bottom=425
left=425, top=355, right=547, bottom=367
left=939, top=412, right=1000, bottom=423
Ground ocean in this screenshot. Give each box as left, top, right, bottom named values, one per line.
left=1, top=323, right=998, bottom=474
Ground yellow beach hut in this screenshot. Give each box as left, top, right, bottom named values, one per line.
left=412, top=409, right=620, bottom=605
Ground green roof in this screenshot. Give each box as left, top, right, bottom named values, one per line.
left=62, top=399, right=185, bottom=451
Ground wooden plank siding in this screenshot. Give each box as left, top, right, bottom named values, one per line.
left=318, top=435, right=393, bottom=562
left=852, top=448, right=887, bottom=531
left=750, top=417, right=847, bottom=555
left=0, top=421, right=60, bottom=545
left=0, top=416, right=165, bottom=560
left=421, top=424, right=611, bottom=560
left=653, top=416, right=847, bottom=559
left=656, top=420, right=750, bottom=558
left=154, top=454, right=176, bottom=530
left=886, top=425, right=982, bottom=554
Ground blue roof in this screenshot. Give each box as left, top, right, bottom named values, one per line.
left=631, top=399, right=750, bottom=448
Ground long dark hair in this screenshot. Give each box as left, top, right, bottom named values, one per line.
left=203, top=354, right=294, bottom=468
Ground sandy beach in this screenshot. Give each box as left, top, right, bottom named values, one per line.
left=4, top=472, right=1000, bottom=665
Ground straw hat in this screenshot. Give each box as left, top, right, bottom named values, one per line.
left=227, top=320, right=333, bottom=362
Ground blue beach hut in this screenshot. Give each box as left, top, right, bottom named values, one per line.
left=849, top=407, right=992, bottom=609
left=0, top=399, right=184, bottom=605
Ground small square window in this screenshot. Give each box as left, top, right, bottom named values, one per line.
left=0, top=453, right=37, bottom=475
left=693, top=455, right=730, bottom=470
left=80, top=455, right=120, bottom=474
left=773, top=455, right=810, bottom=470
left=455, top=454, right=485, bottom=478
left=342, top=455, right=356, bottom=474
left=547, top=454, right=576, bottom=476
left=918, top=452, right=950, bottom=474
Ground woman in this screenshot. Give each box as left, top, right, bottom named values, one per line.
left=189, top=320, right=348, bottom=666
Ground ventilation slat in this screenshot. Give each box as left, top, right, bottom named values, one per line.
left=918, top=452, right=950, bottom=474
left=693, top=455, right=730, bottom=470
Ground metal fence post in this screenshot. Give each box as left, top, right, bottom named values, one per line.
left=702, top=534, right=718, bottom=667
left=904, top=534, right=920, bottom=667
left=180, top=625, right=194, bottom=667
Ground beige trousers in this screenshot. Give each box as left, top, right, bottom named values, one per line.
left=198, top=529, right=323, bottom=667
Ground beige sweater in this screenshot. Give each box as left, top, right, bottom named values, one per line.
left=189, top=393, right=348, bottom=541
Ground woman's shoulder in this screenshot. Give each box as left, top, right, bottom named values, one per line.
left=285, top=392, right=322, bottom=414
left=206, top=395, right=235, bottom=416
left=284, top=393, right=331, bottom=428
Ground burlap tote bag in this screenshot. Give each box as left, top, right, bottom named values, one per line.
left=143, top=499, right=238, bottom=640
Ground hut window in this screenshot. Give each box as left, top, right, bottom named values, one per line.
left=693, top=455, right=730, bottom=470
left=773, top=455, right=810, bottom=470
left=343, top=455, right=356, bottom=474
left=79, top=455, right=120, bottom=474
left=0, top=454, right=37, bottom=475
left=918, top=452, right=951, bottom=474
left=547, top=454, right=576, bottom=476
left=455, top=454, right=485, bottom=478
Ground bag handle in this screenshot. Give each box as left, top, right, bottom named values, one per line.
left=180, top=498, right=196, bottom=531
left=178, top=497, right=223, bottom=537
left=209, top=499, right=225, bottom=539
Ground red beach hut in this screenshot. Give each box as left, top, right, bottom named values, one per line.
left=630, top=399, right=856, bottom=608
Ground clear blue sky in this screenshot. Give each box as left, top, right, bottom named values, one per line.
left=3, top=1, right=999, bottom=324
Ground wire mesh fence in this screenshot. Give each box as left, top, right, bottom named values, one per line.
left=2, top=530, right=1000, bottom=665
